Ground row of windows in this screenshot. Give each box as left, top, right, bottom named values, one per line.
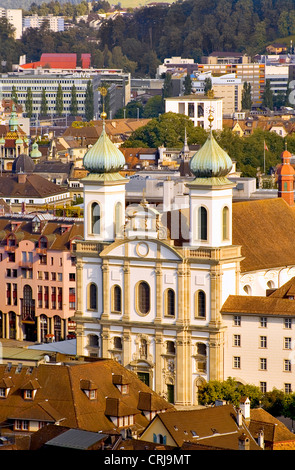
left=260, top=382, right=292, bottom=394
left=233, top=356, right=293, bottom=372
left=197, top=206, right=230, bottom=241
left=233, top=334, right=293, bottom=349
left=87, top=282, right=207, bottom=318
left=91, top=201, right=122, bottom=236
left=6, top=269, right=72, bottom=282
left=234, top=315, right=292, bottom=328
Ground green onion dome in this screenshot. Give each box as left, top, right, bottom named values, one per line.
left=9, top=111, right=18, bottom=132
left=83, top=122, right=125, bottom=174
left=189, top=130, right=232, bottom=179
left=30, top=142, right=42, bottom=159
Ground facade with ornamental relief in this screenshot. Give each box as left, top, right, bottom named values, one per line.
left=74, top=109, right=295, bottom=404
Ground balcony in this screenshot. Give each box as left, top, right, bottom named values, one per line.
left=19, top=261, right=33, bottom=269
left=36, top=247, right=47, bottom=255
left=5, top=245, right=16, bottom=252
left=20, top=299, right=36, bottom=324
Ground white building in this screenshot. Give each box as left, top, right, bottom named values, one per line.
left=23, top=14, right=64, bottom=33
left=0, top=8, right=22, bottom=39
left=165, top=94, right=223, bottom=130
left=190, top=72, right=242, bottom=116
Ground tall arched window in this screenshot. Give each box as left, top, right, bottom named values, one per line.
left=112, top=285, right=122, bottom=313
left=198, top=206, right=208, bottom=241
left=165, top=289, right=175, bottom=317
left=115, top=202, right=122, bottom=237
left=195, top=290, right=206, bottom=318
left=91, top=202, right=100, bottom=234
left=114, top=336, right=122, bottom=350
left=222, top=206, right=230, bottom=240
left=138, top=281, right=150, bottom=315
left=89, top=283, right=97, bottom=310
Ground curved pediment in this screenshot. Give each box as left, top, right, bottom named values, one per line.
left=99, top=238, right=183, bottom=261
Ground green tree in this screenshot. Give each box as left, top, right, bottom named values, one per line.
left=184, top=73, right=192, bottom=95
left=122, top=112, right=198, bottom=148
left=40, top=88, right=48, bottom=116
left=11, top=85, right=18, bottom=104
left=85, top=80, right=94, bottom=121
left=70, top=84, right=78, bottom=116
left=198, top=378, right=263, bottom=408
left=204, top=77, right=212, bottom=95
left=25, top=87, right=33, bottom=118
left=262, top=79, right=274, bottom=110
left=143, top=95, right=164, bottom=118
left=56, top=83, right=63, bottom=117
left=242, top=82, right=252, bottom=110
left=115, top=101, right=144, bottom=119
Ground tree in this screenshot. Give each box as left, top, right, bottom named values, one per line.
left=85, top=80, right=94, bottom=121
left=198, top=378, right=263, bottom=408
left=122, top=112, right=201, bottom=148
left=56, top=83, right=63, bottom=117
left=242, top=82, right=252, bottom=110
left=70, top=84, right=78, bottom=116
left=40, top=88, right=48, bottom=116
left=11, top=85, right=18, bottom=104
left=204, top=77, right=212, bottom=95
left=25, top=87, right=33, bottom=118
left=184, top=73, right=192, bottom=95
left=143, top=95, right=164, bottom=118
left=262, top=79, right=274, bottom=110
left=115, top=101, right=144, bottom=119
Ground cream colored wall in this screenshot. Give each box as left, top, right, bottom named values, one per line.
left=223, top=313, right=295, bottom=391
left=139, top=418, right=177, bottom=446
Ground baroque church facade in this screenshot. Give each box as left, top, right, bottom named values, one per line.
left=74, top=113, right=245, bottom=407
left=74, top=111, right=295, bottom=405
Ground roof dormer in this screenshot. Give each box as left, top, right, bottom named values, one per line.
left=80, top=379, right=97, bottom=399
left=21, top=378, right=41, bottom=400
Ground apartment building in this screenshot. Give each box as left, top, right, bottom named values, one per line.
left=190, top=71, right=242, bottom=115
left=0, top=72, right=92, bottom=119
left=0, top=8, right=22, bottom=39
left=23, top=14, right=65, bottom=33
left=0, top=213, right=83, bottom=343
left=198, top=53, right=265, bottom=107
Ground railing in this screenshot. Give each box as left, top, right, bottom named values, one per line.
left=20, top=299, right=36, bottom=323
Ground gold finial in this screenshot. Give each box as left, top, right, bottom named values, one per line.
left=208, top=107, right=214, bottom=129
left=207, top=89, right=215, bottom=98
left=98, top=86, right=108, bottom=120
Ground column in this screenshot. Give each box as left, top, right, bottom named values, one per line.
left=154, top=331, right=163, bottom=395
left=123, top=262, right=130, bottom=321
left=101, top=260, right=109, bottom=319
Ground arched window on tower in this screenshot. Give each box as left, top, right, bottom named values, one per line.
left=89, top=283, right=97, bottom=310
left=112, top=285, right=122, bottom=313
left=195, top=290, right=206, bottom=318
left=165, top=288, right=175, bottom=317
left=137, top=281, right=150, bottom=315
left=91, top=202, right=100, bottom=234
left=198, top=206, right=208, bottom=241
left=222, top=206, right=230, bottom=241
left=115, top=202, right=122, bottom=237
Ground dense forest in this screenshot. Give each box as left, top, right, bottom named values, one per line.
left=1, top=0, right=295, bottom=76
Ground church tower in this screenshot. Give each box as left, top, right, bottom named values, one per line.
left=277, top=148, right=295, bottom=206
left=186, top=111, right=242, bottom=382
left=75, top=116, right=127, bottom=357
left=187, top=112, right=235, bottom=248
left=82, top=119, right=127, bottom=242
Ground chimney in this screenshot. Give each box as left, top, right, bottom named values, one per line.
left=257, top=429, right=264, bottom=449
left=238, top=433, right=250, bottom=450
left=18, top=173, right=27, bottom=184
left=236, top=408, right=243, bottom=427
left=239, top=396, right=250, bottom=421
